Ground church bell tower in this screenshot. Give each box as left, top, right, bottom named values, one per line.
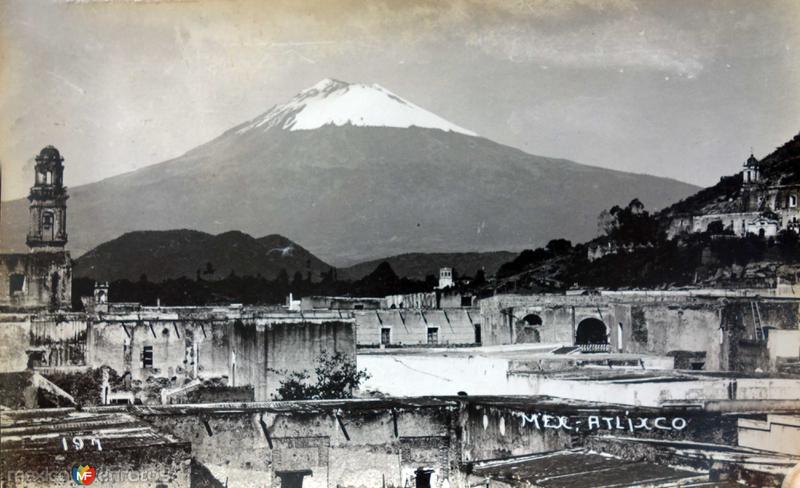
left=26, top=145, right=69, bottom=251
left=742, top=153, right=760, bottom=188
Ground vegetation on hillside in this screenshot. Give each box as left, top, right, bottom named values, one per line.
left=493, top=197, right=800, bottom=292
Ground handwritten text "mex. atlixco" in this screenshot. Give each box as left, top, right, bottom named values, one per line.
left=516, top=411, right=688, bottom=433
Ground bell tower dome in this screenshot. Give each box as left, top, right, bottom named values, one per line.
left=26, top=145, right=69, bottom=251
left=742, top=153, right=760, bottom=187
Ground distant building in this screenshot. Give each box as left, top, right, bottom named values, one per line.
left=437, top=267, right=454, bottom=289
left=285, top=292, right=301, bottom=311
left=0, top=146, right=72, bottom=311
left=384, top=289, right=475, bottom=310
left=354, top=308, right=481, bottom=347
left=586, top=239, right=652, bottom=262
left=669, top=153, right=800, bottom=238
left=300, top=295, right=383, bottom=311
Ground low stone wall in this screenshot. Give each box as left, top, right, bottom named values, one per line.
left=137, top=401, right=461, bottom=488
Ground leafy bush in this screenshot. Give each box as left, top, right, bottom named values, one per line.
left=274, top=351, right=370, bottom=401
left=45, top=367, right=122, bottom=406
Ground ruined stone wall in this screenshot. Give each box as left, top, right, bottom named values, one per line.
left=621, top=305, right=723, bottom=370
left=619, top=300, right=797, bottom=372
left=87, top=320, right=202, bottom=382
left=0, top=251, right=71, bottom=311
left=480, top=294, right=799, bottom=372
left=768, top=329, right=800, bottom=367
left=479, top=296, right=516, bottom=346
left=0, top=254, right=27, bottom=307
left=29, top=315, right=87, bottom=367
left=0, top=313, right=86, bottom=372
left=467, top=401, right=738, bottom=464
left=0, top=314, right=31, bottom=371
left=463, top=402, right=572, bottom=461
left=194, top=320, right=232, bottom=379
left=85, top=319, right=129, bottom=375
left=479, top=295, right=620, bottom=347
left=141, top=404, right=461, bottom=488
left=85, top=312, right=356, bottom=402
left=233, top=320, right=355, bottom=401
left=355, top=309, right=478, bottom=347
left=717, top=301, right=800, bottom=372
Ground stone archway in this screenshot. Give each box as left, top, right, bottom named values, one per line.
left=575, top=318, right=608, bottom=346
left=515, top=313, right=543, bottom=344
left=521, top=314, right=542, bottom=326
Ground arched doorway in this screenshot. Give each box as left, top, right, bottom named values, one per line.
left=576, top=318, right=608, bottom=346
left=522, top=314, right=542, bottom=326
left=515, top=314, right=543, bottom=344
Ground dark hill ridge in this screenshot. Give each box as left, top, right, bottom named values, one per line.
left=73, top=230, right=332, bottom=282
left=73, top=228, right=519, bottom=283
left=339, top=251, right=516, bottom=281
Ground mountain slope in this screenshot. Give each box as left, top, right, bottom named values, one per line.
left=73, top=230, right=332, bottom=282
left=0, top=79, right=699, bottom=263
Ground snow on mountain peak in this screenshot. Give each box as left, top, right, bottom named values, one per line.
left=237, top=79, right=476, bottom=136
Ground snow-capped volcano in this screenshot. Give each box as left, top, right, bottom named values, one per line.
left=237, top=78, right=476, bottom=136
left=1, top=78, right=699, bottom=263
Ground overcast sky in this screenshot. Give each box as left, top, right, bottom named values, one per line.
left=1, top=0, right=798, bottom=201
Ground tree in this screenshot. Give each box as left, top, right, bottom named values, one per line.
left=314, top=352, right=370, bottom=399
left=777, top=229, right=800, bottom=262
left=273, top=371, right=316, bottom=401
left=274, top=268, right=289, bottom=288
left=273, top=351, right=370, bottom=400
left=291, top=271, right=305, bottom=291
left=546, top=239, right=572, bottom=256
left=599, top=199, right=661, bottom=245
left=496, top=248, right=551, bottom=278
left=473, top=269, right=487, bottom=286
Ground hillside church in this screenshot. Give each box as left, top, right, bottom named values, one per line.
left=668, top=153, right=800, bottom=238
left=0, top=146, right=72, bottom=310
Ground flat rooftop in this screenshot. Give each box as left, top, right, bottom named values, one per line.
left=470, top=449, right=705, bottom=487
left=0, top=409, right=187, bottom=453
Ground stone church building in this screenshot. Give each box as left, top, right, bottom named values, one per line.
left=0, top=146, right=72, bottom=311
